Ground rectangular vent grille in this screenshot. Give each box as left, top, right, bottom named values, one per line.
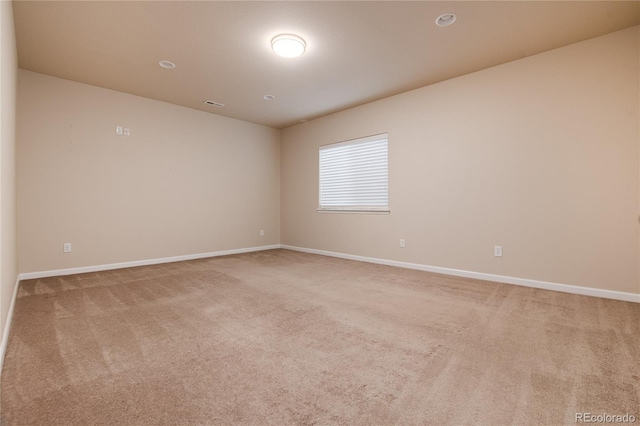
left=204, top=100, right=225, bottom=108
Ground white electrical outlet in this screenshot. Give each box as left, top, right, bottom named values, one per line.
left=494, top=246, right=503, bottom=257
left=260, top=229, right=265, bottom=237
left=400, top=239, right=406, bottom=248
left=116, top=126, right=123, bottom=135
left=124, top=127, right=130, bottom=136
left=63, top=243, right=72, bottom=253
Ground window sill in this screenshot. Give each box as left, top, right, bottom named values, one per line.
left=316, top=208, right=390, bottom=215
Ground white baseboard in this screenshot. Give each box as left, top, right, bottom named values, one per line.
left=0, top=276, right=21, bottom=373
left=18, top=244, right=282, bottom=281
left=281, top=245, right=640, bottom=303
left=14, top=243, right=640, bottom=304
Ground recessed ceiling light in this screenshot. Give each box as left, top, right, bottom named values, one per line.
left=158, top=60, right=176, bottom=69
left=435, top=13, right=457, bottom=27
left=263, top=95, right=275, bottom=101
left=271, top=34, right=306, bottom=58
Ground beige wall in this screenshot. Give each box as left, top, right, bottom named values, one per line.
left=17, top=70, right=280, bottom=273
left=12, top=24, right=640, bottom=296
left=1, top=0, right=18, bottom=342
left=281, top=26, right=640, bottom=295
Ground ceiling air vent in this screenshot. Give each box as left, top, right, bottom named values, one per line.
left=203, top=100, right=225, bottom=108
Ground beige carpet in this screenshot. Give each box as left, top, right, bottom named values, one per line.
left=1, top=249, right=638, bottom=425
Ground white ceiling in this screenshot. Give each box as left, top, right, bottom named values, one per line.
left=13, top=1, right=640, bottom=129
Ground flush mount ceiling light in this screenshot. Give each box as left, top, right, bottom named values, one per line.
left=158, top=60, right=176, bottom=69
left=271, top=34, right=306, bottom=58
left=263, top=95, right=275, bottom=101
left=435, top=13, right=457, bottom=27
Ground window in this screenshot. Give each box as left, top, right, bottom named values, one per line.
left=318, top=133, right=389, bottom=213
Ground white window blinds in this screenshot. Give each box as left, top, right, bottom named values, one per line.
left=318, top=134, right=389, bottom=212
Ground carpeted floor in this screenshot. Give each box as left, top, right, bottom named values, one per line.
left=1, top=249, right=638, bottom=425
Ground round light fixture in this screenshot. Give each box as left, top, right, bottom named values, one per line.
left=158, top=60, right=176, bottom=69
left=435, top=13, right=457, bottom=27
left=271, top=34, right=306, bottom=58
left=263, top=95, right=275, bottom=101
